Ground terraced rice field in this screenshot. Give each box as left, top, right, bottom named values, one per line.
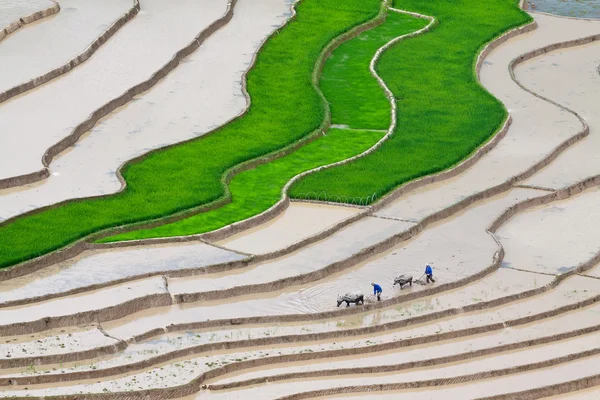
left=1, top=0, right=600, bottom=398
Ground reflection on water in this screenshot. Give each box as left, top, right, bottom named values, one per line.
left=526, top=0, right=600, bottom=19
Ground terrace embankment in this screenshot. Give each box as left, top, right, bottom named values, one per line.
left=0, top=0, right=295, bottom=219
left=0, top=180, right=596, bottom=378
left=0, top=0, right=139, bottom=104
left=0, top=271, right=598, bottom=396
left=0, top=0, right=59, bottom=43
left=0, top=0, right=232, bottom=190
left=520, top=40, right=600, bottom=189
left=0, top=9, right=585, bottom=301
left=0, top=10, right=596, bottom=338
left=3, top=5, right=600, bottom=400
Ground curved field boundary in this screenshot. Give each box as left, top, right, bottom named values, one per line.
left=479, top=376, right=600, bottom=399
left=95, top=3, right=528, bottom=245
left=92, top=13, right=536, bottom=246
left=0, top=0, right=235, bottom=191
left=0, top=24, right=591, bottom=303
left=209, top=326, right=600, bottom=390
left=7, top=297, right=600, bottom=388
left=0, top=0, right=385, bottom=271
left=96, top=7, right=436, bottom=246
left=273, top=350, right=600, bottom=400
left=1, top=244, right=598, bottom=386
left=6, top=348, right=600, bottom=400
left=0, top=7, right=530, bottom=279
left=83, top=1, right=393, bottom=241
left=4, top=256, right=600, bottom=396
left=0, top=0, right=141, bottom=107
left=4, top=14, right=600, bottom=400
left=0, top=3, right=587, bottom=328
left=4, top=173, right=600, bottom=376
left=0, top=0, right=60, bottom=43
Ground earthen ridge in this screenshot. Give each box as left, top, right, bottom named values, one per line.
left=0, top=0, right=141, bottom=108
left=0, top=0, right=234, bottom=192
left=0, top=29, right=594, bottom=347
left=0, top=10, right=575, bottom=313
left=0, top=0, right=396, bottom=279
left=0, top=0, right=387, bottom=270
left=0, top=0, right=60, bottom=44
left=4, top=5, right=600, bottom=400
left=273, top=347, right=600, bottom=399
left=4, top=173, right=600, bottom=381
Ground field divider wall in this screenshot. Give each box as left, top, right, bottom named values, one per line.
left=6, top=262, right=600, bottom=398
left=4, top=171, right=600, bottom=385
left=0, top=27, right=596, bottom=360
left=0, top=0, right=60, bottom=44
left=0, top=17, right=594, bottom=320
left=0, top=0, right=387, bottom=276
left=273, top=346, right=600, bottom=400
left=0, top=0, right=141, bottom=109
left=0, top=0, right=234, bottom=192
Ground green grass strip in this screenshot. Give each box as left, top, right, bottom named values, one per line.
left=102, top=129, right=384, bottom=241
left=101, top=11, right=427, bottom=242
left=322, top=11, right=426, bottom=130
left=0, top=0, right=382, bottom=268
left=289, top=0, right=531, bottom=202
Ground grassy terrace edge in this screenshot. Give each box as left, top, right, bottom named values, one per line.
left=101, top=10, right=429, bottom=242
left=0, top=0, right=384, bottom=268
left=289, top=0, right=532, bottom=203
left=105, top=0, right=531, bottom=241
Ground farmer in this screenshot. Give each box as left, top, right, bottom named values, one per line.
left=425, top=264, right=435, bottom=284
left=371, top=282, right=382, bottom=301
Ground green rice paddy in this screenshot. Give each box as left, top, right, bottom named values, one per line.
left=101, top=10, right=426, bottom=242
left=0, top=0, right=382, bottom=267
left=101, top=129, right=384, bottom=242
left=289, top=0, right=531, bottom=203
left=0, top=0, right=531, bottom=268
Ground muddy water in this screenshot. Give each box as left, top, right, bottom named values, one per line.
left=168, top=216, right=413, bottom=298
left=498, top=187, right=600, bottom=275
left=103, top=265, right=561, bottom=344
left=376, top=13, right=600, bottom=222
left=31, top=268, right=542, bottom=376
left=0, top=328, right=115, bottom=361
left=277, top=189, right=542, bottom=312
left=0, top=0, right=295, bottom=221
left=0, top=242, right=245, bottom=305
left=0, top=0, right=52, bottom=30
left=0, top=0, right=130, bottom=93
left=530, top=0, right=600, bottom=19
left=157, top=189, right=538, bottom=319
left=324, top=352, right=600, bottom=398
left=7, top=305, right=600, bottom=397
left=217, top=202, right=361, bottom=254
left=0, top=269, right=583, bottom=386
left=182, top=334, right=600, bottom=399
left=212, top=299, right=600, bottom=386
left=0, top=276, right=166, bottom=326
left=522, top=41, right=600, bottom=189
left=0, top=0, right=227, bottom=183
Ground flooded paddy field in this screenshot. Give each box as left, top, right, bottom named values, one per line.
left=2, top=0, right=600, bottom=399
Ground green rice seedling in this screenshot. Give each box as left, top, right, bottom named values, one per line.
left=0, top=0, right=382, bottom=267
left=289, top=0, right=531, bottom=202
left=102, top=129, right=383, bottom=241
left=101, top=12, right=425, bottom=242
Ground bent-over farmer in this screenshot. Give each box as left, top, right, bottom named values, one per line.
left=372, top=282, right=382, bottom=301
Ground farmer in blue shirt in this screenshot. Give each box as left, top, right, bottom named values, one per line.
left=425, top=264, right=435, bottom=283
left=371, top=282, right=382, bottom=301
